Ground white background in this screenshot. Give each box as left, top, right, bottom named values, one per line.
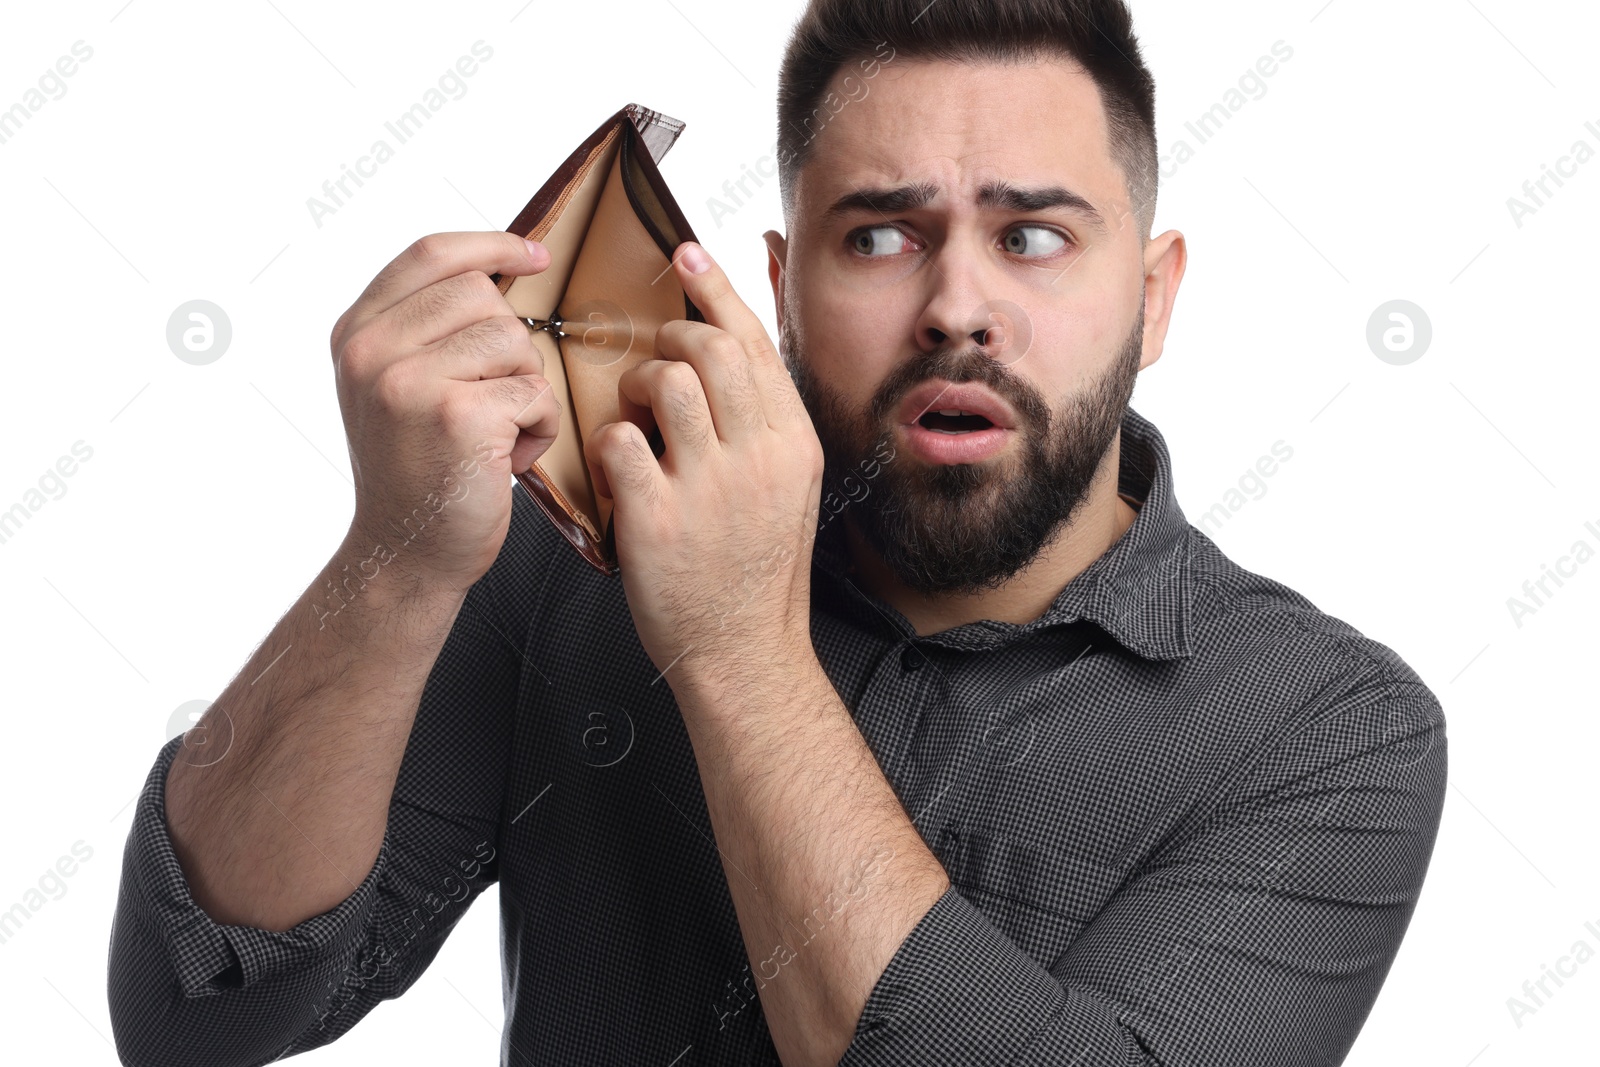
left=0, top=0, right=1593, bottom=1063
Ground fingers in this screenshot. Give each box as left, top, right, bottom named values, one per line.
left=423, top=314, right=546, bottom=384
left=464, top=373, right=561, bottom=475
left=616, top=359, right=716, bottom=470
left=673, top=242, right=772, bottom=364
left=335, top=231, right=549, bottom=347
left=384, top=268, right=523, bottom=350
left=587, top=420, right=662, bottom=508
left=671, top=241, right=806, bottom=431
left=654, top=319, right=767, bottom=444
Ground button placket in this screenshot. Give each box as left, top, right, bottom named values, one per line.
left=854, top=640, right=936, bottom=791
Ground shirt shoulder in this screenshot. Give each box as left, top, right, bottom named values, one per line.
left=1162, top=526, right=1448, bottom=868
left=1179, top=523, right=1443, bottom=729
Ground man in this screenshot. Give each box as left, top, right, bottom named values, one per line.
left=108, top=0, right=1447, bottom=1064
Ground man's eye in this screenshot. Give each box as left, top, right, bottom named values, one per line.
left=851, top=226, right=915, bottom=256
left=1002, top=226, right=1068, bottom=257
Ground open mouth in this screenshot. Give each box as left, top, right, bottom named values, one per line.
left=917, top=409, right=996, bottom=435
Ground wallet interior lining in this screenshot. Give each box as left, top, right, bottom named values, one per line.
left=496, top=111, right=698, bottom=569
left=552, top=132, right=691, bottom=548
left=501, top=127, right=624, bottom=545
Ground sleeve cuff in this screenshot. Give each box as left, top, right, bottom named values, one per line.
left=120, top=733, right=387, bottom=998
left=840, top=884, right=1131, bottom=1065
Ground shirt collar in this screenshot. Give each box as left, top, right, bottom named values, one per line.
left=811, top=405, right=1194, bottom=661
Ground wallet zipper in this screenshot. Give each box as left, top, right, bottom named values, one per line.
left=520, top=313, right=567, bottom=340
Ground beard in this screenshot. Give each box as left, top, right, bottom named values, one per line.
left=784, top=300, right=1144, bottom=598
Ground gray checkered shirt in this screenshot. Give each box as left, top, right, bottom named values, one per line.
left=108, top=406, right=1447, bottom=1065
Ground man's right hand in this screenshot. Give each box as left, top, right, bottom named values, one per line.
left=330, top=231, right=560, bottom=592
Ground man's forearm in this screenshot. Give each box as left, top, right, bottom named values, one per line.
left=674, top=650, right=951, bottom=1066
left=164, top=532, right=468, bottom=932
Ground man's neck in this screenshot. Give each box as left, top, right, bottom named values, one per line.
left=840, top=433, right=1138, bottom=637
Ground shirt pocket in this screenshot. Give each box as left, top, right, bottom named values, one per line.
left=935, top=825, right=1127, bottom=968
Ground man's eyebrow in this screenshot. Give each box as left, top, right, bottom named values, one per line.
left=820, top=180, right=1107, bottom=232
left=977, top=180, right=1107, bottom=232
left=820, top=181, right=941, bottom=224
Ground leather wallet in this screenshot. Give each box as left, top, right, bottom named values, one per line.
left=489, top=103, right=703, bottom=577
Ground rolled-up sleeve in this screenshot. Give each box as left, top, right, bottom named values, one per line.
left=839, top=677, right=1448, bottom=1066
left=842, top=884, right=1145, bottom=1062
left=107, top=567, right=521, bottom=1067
left=130, top=732, right=389, bottom=998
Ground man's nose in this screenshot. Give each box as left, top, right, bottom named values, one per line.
left=913, top=261, right=1031, bottom=367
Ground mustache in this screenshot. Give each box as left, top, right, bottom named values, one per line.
left=867, top=346, right=1049, bottom=430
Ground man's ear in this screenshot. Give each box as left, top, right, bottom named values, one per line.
left=1138, top=229, right=1187, bottom=372
left=762, top=229, right=787, bottom=335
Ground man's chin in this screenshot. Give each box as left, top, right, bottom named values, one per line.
left=902, top=453, right=1017, bottom=501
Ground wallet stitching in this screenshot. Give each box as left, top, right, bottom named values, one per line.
left=529, top=125, right=622, bottom=247
left=519, top=466, right=600, bottom=546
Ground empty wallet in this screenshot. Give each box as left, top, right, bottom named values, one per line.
left=488, top=103, right=703, bottom=577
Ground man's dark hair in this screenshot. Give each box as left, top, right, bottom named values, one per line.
left=775, top=0, right=1159, bottom=240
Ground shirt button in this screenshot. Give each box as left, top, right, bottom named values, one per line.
left=900, top=644, right=924, bottom=672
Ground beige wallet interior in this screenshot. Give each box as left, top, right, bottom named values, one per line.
left=499, top=126, right=688, bottom=549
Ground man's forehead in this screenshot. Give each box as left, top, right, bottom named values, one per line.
left=799, top=56, right=1122, bottom=213
left=817, top=178, right=1113, bottom=236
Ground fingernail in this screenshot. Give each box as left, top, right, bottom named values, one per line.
left=524, top=239, right=545, bottom=262
left=681, top=242, right=711, bottom=274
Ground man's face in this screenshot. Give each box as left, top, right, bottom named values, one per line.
left=776, top=56, right=1156, bottom=597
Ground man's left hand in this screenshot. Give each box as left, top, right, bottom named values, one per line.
left=586, top=240, right=824, bottom=692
